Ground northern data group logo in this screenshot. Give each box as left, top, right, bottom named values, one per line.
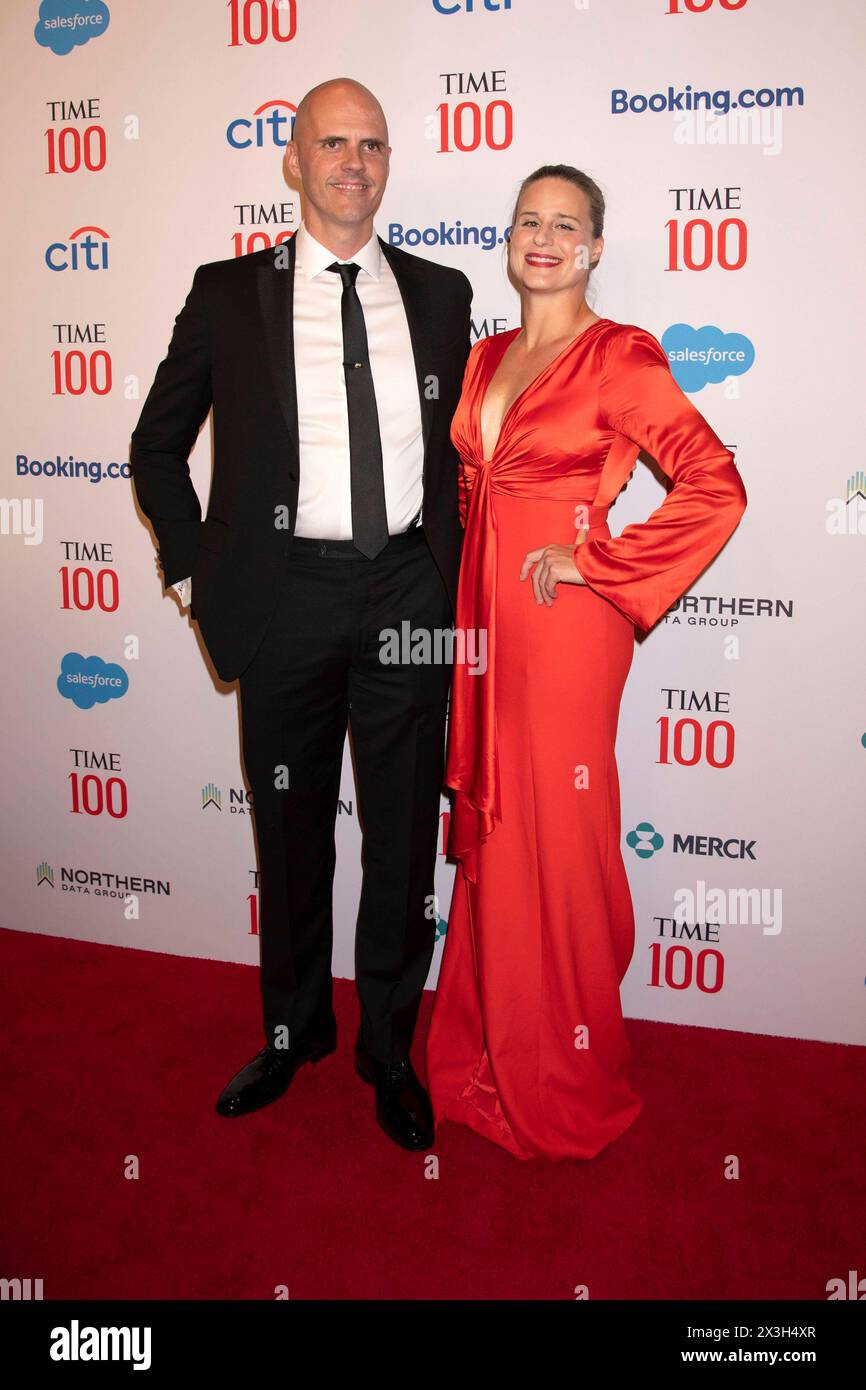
left=35, top=0, right=110, bottom=57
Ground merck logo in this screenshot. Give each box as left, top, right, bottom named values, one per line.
left=226, top=100, right=297, bottom=150
left=45, top=225, right=110, bottom=272
left=626, top=822, right=665, bottom=859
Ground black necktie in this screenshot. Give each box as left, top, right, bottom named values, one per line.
left=325, top=261, right=389, bottom=559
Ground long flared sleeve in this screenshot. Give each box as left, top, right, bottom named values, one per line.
left=573, top=325, right=747, bottom=631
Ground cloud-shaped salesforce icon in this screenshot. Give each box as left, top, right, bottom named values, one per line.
left=35, top=0, right=110, bottom=57
left=661, top=324, right=755, bottom=393
left=57, top=653, right=128, bottom=709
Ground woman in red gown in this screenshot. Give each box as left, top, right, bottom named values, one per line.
left=425, top=165, right=747, bottom=1161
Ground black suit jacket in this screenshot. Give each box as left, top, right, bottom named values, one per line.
left=130, top=235, right=473, bottom=682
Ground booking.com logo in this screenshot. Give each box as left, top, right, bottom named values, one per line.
left=611, top=83, right=804, bottom=116
left=17, top=454, right=130, bottom=483
left=57, top=653, right=128, bottom=710
left=35, top=0, right=110, bottom=57
left=389, top=221, right=506, bottom=250
left=662, top=324, right=755, bottom=393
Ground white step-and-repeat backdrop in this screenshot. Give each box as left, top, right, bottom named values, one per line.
left=2, top=0, right=863, bottom=1045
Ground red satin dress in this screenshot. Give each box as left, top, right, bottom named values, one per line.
left=425, top=320, right=747, bottom=1161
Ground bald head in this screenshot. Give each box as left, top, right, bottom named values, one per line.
left=285, top=77, right=391, bottom=257
left=292, top=78, right=388, bottom=148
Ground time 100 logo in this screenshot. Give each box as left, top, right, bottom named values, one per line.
left=227, top=0, right=297, bottom=45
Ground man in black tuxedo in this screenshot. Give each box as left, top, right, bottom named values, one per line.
left=130, top=78, right=472, bottom=1150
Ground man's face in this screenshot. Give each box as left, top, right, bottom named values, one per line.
left=286, top=87, right=390, bottom=239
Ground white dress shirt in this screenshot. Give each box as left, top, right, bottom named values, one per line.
left=172, top=220, right=424, bottom=608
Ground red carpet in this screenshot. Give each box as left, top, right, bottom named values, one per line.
left=1, top=928, right=862, bottom=1301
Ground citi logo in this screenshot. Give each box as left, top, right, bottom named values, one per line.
left=1, top=1277, right=43, bottom=1300
left=49, top=1319, right=151, bottom=1370
left=45, top=225, right=109, bottom=272
left=227, top=99, right=296, bottom=149
left=433, top=0, right=511, bottom=12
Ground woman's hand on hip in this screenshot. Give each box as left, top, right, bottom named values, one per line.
left=520, top=529, right=588, bottom=606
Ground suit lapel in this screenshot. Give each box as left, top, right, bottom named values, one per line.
left=256, top=238, right=299, bottom=474
left=379, top=238, right=434, bottom=463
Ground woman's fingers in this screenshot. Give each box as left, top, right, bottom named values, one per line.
left=541, top=557, right=558, bottom=604
left=519, top=547, right=545, bottom=580
left=536, top=551, right=556, bottom=606
left=522, top=546, right=559, bottom=605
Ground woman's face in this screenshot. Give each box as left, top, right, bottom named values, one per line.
left=508, top=177, right=603, bottom=297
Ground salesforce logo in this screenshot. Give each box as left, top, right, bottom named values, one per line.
left=35, top=0, right=110, bottom=56
left=57, top=653, right=128, bottom=709
left=662, top=324, right=755, bottom=392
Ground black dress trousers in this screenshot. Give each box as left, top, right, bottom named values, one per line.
left=238, top=526, right=453, bottom=1064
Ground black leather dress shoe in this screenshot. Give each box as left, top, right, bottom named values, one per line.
left=215, top=1035, right=336, bottom=1117
left=355, top=1045, right=435, bottom=1151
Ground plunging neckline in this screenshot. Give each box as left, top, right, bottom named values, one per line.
left=477, top=318, right=611, bottom=462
